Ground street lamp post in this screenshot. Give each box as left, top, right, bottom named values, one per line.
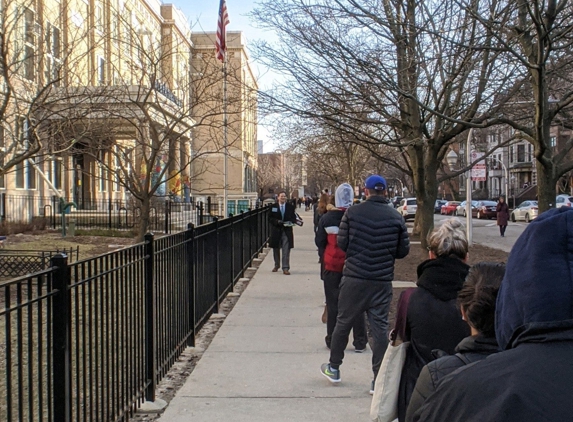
left=465, top=129, right=474, bottom=245
left=446, top=129, right=474, bottom=245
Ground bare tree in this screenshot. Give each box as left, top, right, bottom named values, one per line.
left=467, top=0, right=573, bottom=211
left=252, top=0, right=517, bottom=246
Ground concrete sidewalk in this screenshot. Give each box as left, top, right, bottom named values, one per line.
left=158, top=209, right=380, bottom=421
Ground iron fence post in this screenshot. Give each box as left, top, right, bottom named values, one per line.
left=51, top=253, right=72, bottom=422
left=240, top=211, right=245, bottom=273
left=248, top=208, right=253, bottom=262
left=165, top=200, right=171, bottom=234
left=186, top=223, right=196, bottom=347
left=144, top=232, right=157, bottom=402
left=229, top=214, right=235, bottom=290
left=108, top=198, right=112, bottom=230
left=0, top=192, right=5, bottom=222
left=199, top=201, right=204, bottom=226
left=213, top=217, right=220, bottom=313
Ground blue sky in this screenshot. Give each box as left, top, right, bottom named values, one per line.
left=176, top=0, right=279, bottom=152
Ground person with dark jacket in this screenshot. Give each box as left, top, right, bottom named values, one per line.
left=396, top=218, right=471, bottom=421
left=413, top=207, right=573, bottom=422
left=405, top=262, right=505, bottom=422
left=268, top=191, right=297, bottom=275
left=496, top=195, right=510, bottom=237
left=315, top=184, right=366, bottom=351
left=320, top=175, right=410, bottom=389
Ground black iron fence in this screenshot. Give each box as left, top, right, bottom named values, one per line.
left=0, top=194, right=238, bottom=234
left=0, top=247, right=79, bottom=278
left=0, top=206, right=270, bottom=421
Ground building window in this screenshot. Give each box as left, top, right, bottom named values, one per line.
left=48, top=156, right=63, bottom=190
left=20, top=7, right=36, bottom=81
left=15, top=159, right=37, bottom=190
left=0, top=125, right=4, bottom=188
left=517, top=144, right=525, bottom=163
left=113, top=146, right=121, bottom=191
left=98, top=150, right=107, bottom=192
left=510, top=146, right=514, bottom=163
left=550, top=136, right=556, bottom=148
left=97, top=56, right=105, bottom=85
left=45, top=22, right=61, bottom=85
left=95, top=2, right=104, bottom=33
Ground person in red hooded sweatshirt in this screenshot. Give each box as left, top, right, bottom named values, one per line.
left=315, top=183, right=367, bottom=351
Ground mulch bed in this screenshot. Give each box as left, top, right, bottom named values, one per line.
left=389, top=243, right=509, bottom=329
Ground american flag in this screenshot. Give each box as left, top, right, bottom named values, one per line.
left=215, top=0, right=230, bottom=62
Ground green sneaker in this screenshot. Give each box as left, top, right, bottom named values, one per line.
left=321, top=363, right=341, bottom=383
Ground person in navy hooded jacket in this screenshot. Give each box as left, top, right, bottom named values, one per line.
left=412, top=207, right=573, bottom=422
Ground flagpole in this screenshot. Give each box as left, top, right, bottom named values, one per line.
left=223, top=54, right=228, bottom=217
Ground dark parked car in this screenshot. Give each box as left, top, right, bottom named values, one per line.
left=434, top=200, right=447, bottom=214
left=473, top=201, right=498, bottom=219
left=391, top=196, right=404, bottom=208
left=441, top=201, right=461, bottom=215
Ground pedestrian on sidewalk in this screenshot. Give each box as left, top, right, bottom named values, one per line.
left=320, top=174, right=410, bottom=390
left=313, top=193, right=329, bottom=233
left=269, top=191, right=297, bottom=275
left=413, top=207, right=573, bottom=422
left=496, top=195, right=510, bottom=237
left=315, top=183, right=367, bottom=351
left=396, top=219, right=470, bottom=421
left=406, top=261, right=505, bottom=422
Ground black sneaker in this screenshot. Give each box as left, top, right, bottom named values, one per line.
left=370, top=379, right=375, bottom=395
left=355, top=346, right=367, bottom=353
left=320, top=363, right=341, bottom=383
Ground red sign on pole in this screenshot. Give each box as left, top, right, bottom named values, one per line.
left=471, top=151, right=486, bottom=182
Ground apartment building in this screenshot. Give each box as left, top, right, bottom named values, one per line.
left=0, top=0, right=257, bottom=219
left=190, top=31, right=259, bottom=214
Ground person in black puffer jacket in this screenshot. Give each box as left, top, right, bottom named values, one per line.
left=405, top=262, right=505, bottom=422
left=315, top=184, right=366, bottom=351
left=320, top=175, right=409, bottom=389
left=396, top=218, right=471, bottom=422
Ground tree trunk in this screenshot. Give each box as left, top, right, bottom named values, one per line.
left=137, top=197, right=152, bottom=242
left=410, top=146, right=439, bottom=249
left=536, top=160, right=558, bottom=212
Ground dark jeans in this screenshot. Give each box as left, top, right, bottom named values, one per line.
left=499, top=225, right=507, bottom=236
left=329, top=277, right=393, bottom=378
left=323, top=270, right=366, bottom=349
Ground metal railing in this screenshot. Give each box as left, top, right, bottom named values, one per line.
left=0, top=194, right=229, bottom=234
left=0, top=247, right=79, bottom=278
left=0, top=205, right=270, bottom=421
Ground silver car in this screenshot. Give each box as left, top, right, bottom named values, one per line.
left=397, top=198, right=417, bottom=220
left=556, top=194, right=573, bottom=208
left=456, top=200, right=479, bottom=217
left=511, top=200, right=539, bottom=223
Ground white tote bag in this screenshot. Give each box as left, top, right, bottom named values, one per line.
left=370, top=341, right=409, bottom=422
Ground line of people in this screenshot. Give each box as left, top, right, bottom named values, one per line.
left=312, top=174, right=573, bottom=422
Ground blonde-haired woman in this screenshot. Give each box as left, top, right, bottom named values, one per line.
left=395, top=219, right=471, bottom=421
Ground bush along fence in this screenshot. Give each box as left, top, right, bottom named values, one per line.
left=0, top=194, right=253, bottom=234
left=0, top=205, right=270, bottom=421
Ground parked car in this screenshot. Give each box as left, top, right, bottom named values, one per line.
left=511, top=200, right=539, bottom=222
left=556, top=194, right=573, bottom=208
left=441, top=201, right=460, bottom=215
left=397, top=198, right=417, bottom=220
left=456, top=200, right=479, bottom=217
left=474, top=200, right=498, bottom=219
left=434, top=200, right=447, bottom=214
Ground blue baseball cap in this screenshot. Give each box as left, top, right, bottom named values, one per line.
left=365, top=175, right=387, bottom=191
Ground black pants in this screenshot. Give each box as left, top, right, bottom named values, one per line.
left=329, top=277, right=393, bottom=378
left=323, top=270, right=366, bottom=349
left=499, top=225, right=507, bottom=236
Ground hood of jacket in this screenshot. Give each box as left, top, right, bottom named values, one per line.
left=335, top=183, right=354, bottom=208
left=455, top=334, right=499, bottom=354
left=496, top=207, right=573, bottom=350
left=416, top=256, right=470, bottom=301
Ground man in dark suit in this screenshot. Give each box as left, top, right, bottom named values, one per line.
left=269, top=191, right=297, bottom=275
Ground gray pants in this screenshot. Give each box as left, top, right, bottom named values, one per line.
left=273, top=232, right=290, bottom=270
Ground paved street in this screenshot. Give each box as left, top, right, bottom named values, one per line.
left=158, top=207, right=512, bottom=421
left=433, top=213, right=526, bottom=252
